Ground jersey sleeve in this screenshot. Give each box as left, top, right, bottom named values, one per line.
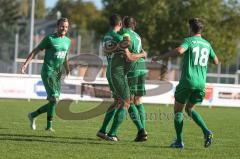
left=209, top=46, right=216, bottom=60
left=115, top=34, right=123, bottom=42
left=122, top=33, right=131, bottom=40
left=180, top=38, right=190, bottom=51
left=37, top=36, right=50, bottom=50
left=118, top=28, right=130, bottom=41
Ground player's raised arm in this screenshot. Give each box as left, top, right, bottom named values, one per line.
left=158, top=47, right=185, bottom=60
left=152, top=42, right=187, bottom=62
left=21, top=47, right=41, bottom=74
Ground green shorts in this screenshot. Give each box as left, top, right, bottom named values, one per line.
left=41, top=71, right=61, bottom=100
left=128, top=74, right=146, bottom=96
left=174, top=84, right=205, bottom=104
left=106, top=72, right=117, bottom=99
left=110, top=72, right=130, bottom=100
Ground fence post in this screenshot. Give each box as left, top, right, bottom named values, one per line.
left=236, top=70, right=240, bottom=84
left=217, top=63, right=221, bottom=83
left=13, top=32, right=19, bottom=73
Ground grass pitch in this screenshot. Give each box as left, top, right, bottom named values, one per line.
left=0, top=99, right=240, bottom=159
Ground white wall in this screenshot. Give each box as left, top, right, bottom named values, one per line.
left=0, top=73, right=240, bottom=107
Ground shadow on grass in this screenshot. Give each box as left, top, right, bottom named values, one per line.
left=143, top=145, right=171, bottom=149
left=0, top=133, right=114, bottom=146
left=0, top=133, right=190, bottom=149
left=0, top=133, right=95, bottom=140
left=143, top=144, right=204, bottom=151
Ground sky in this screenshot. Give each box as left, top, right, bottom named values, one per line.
left=45, top=0, right=103, bottom=9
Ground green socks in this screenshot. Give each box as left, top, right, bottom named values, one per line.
left=188, top=109, right=209, bottom=135
left=108, top=108, right=127, bottom=136
left=128, top=103, right=143, bottom=131
left=47, top=101, right=56, bottom=129
left=174, top=110, right=209, bottom=142
left=30, top=101, right=57, bottom=129
left=99, top=104, right=117, bottom=133
left=31, top=102, right=50, bottom=118
left=136, top=104, right=146, bottom=129
left=174, top=112, right=184, bottom=142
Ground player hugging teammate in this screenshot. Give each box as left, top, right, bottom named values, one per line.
left=97, top=14, right=148, bottom=142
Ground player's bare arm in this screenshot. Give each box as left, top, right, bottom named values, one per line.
left=64, top=55, right=70, bottom=76
left=21, top=47, right=41, bottom=74
left=125, top=49, right=147, bottom=62
left=103, top=41, right=118, bottom=54
left=212, top=56, right=219, bottom=65
left=152, top=47, right=185, bottom=62
left=121, top=35, right=147, bottom=61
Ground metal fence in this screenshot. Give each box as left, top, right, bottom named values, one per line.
left=0, top=20, right=239, bottom=84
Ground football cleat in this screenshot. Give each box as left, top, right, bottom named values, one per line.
left=170, top=140, right=184, bottom=149
left=96, top=131, right=108, bottom=140
left=28, top=113, right=36, bottom=130
left=45, top=127, right=55, bottom=132
left=204, top=131, right=213, bottom=148
left=107, top=135, right=120, bottom=142
left=134, top=129, right=148, bottom=142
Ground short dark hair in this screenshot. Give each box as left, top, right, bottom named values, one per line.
left=109, top=14, right=122, bottom=27
left=123, top=16, right=136, bottom=29
left=189, top=18, right=204, bottom=34
left=57, top=17, right=69, bottom=26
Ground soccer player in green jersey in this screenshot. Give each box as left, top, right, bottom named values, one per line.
left=99, top=14, right=147, bottom=142
left=21, top=18, right=71, bottom=132
left=120, top=16, right=148, bottom=141
left=96, top=14, right=124, bottom=140
left=153, top=18, right=219, bottom=148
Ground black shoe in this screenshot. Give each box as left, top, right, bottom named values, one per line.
left=170, top=139, right=184, bottom=149
left=96, top=131, right=108, bottom=140
left=204, top=130, right=213, bottom=148
left=134, top=129, right=148, bottom=142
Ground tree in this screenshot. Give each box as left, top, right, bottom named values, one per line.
left=35, top=0, right=46, bottom=18
left=48, top=0, right=73, bottom=19
left=47, top=0, right=107, bottom=54
left=49, top=0, right=104, bottom=31
left=0, top=0, right=21, bottom=62
left=103, top=0, right=240, bottom=64
left=19, top=0, right=46, bottom=18
left=20, top=0, right=29, bottom=17
left=0, top=0, right=21, bottom=28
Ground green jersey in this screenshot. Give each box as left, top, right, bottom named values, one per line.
left=120, top=28, right=147, bottom=77
left=38, top=33, right=71, bottom=75
left=103, top=29, right=123, bottom=71
left=103, top=30, right=130, bottom=99
left=179, top=36, right=216, bottom=89
left=103, top=29, right=126, bottom=75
